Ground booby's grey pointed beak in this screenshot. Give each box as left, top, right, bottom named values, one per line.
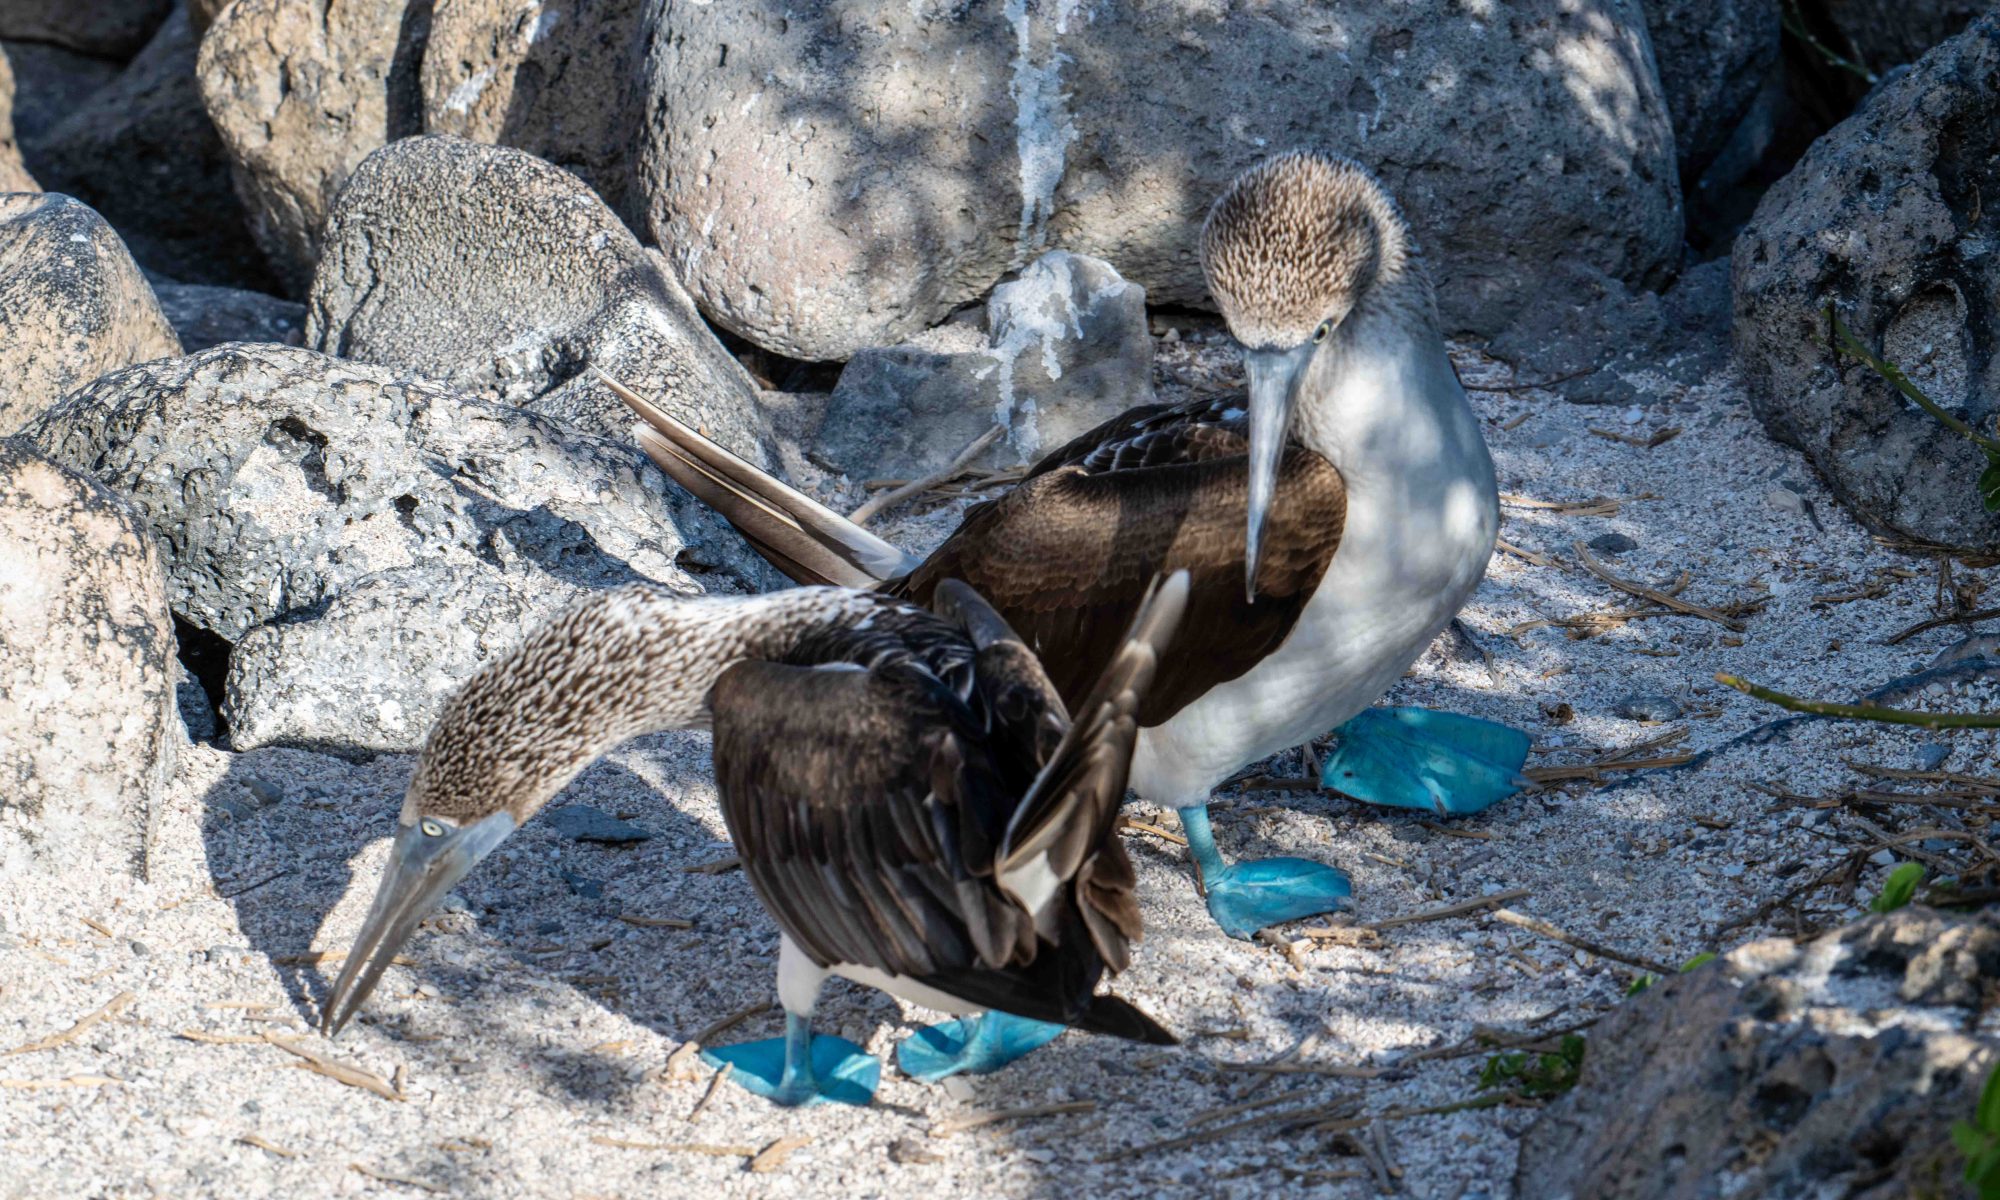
left=320, top=811, right=515, bottom=1037
left=1243, top=343, right=1315, bottom=601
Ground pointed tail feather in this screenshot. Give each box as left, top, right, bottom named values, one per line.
left=999, top=571, right=1191, bottom=879
left=1073, top=992, right=1177, bottom=1045
left=598, top=369, right=919, bottom=587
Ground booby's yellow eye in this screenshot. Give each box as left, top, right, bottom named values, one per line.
left=420, top=819, right=447, bottom=838
left=1313, top=321, right=1332, bottom=344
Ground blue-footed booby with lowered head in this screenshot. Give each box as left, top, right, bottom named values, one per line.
left=319, top=573, right=1188, bottom=1104
left=609, top=150, right=1527, bottom=939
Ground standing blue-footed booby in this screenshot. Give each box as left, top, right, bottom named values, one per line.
left=319, top=574, right=1188, bottom=1107
left=608, top=150, right=1527, bottom=939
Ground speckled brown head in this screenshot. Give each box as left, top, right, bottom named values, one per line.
left=1199, top=151, right=1412, bottom=351
left=1199, top=152, right=1416, bottom=599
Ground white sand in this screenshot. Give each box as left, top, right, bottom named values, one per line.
left=5, top=333, right=1995, bottom=1199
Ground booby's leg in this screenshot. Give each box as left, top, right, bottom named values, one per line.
left=896, top=1011, right=1067, bottom=1082
left=1178, top=804, right=1352, bottom=939
left=1319, top=707, right=1531, bottom=816
left=701, top=938, right=880, bottom=1107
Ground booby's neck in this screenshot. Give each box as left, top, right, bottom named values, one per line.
left=402, top=586, right=897, bottom=827
left=1289, top=265, right=1485, bottom=496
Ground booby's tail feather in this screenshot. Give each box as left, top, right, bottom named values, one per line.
left=599, top=370, right=919, bottom=587
left=1001, top=571, right=1190, bottom=877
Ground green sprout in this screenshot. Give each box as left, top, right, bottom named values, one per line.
left=1869, top=862, right=1926, bottom=913
left=1952, top=1061, right=2000, bottom=1199
left=1627, top=952, right=1717, bottom=997
left=1478, top=1034, right=1585, bottom=1099
left=1825, top=305, right=2000, bottom=513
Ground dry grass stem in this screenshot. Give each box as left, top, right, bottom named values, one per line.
left=930, top=1101, right=1096, bottom=1137
left=850, top=425, right=1004, bottom=525
left=349, top=1163, right=445, bottom=1193
left=238, top=1134, right=298, bottom=1158
left=748, top=1134, right=813, bottom=1172
left=1487, top=909, right=1675, bottom=976
left=1367, top=890, right=1531, bottom=931
left=1573, top=542, right=1748, bottom=631
left=690, top=1002, right=770, bottom=1047
left=1495, top=538, right=1553, bottom=566
left=0, top=1074, right=120, bottom=1090
left=589, top=1135, right=755, bottom=1156
left=1117, top=817, right=1189, bottom=846
left=263, top=1034, right=403, bottom=1101
left=617, top=914, right=694, bottom=930
left=682, top=857, right=741, bottom=875
left=688, top=1063, right=731, bottom=1122
left=6, top=990, right=134, bottom=1055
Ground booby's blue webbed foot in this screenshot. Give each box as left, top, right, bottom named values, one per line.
left=701, top=1012, right=879, bottom=1107
left=1178, top=805, right=1353, bottom=939
left=1320, top=707, right=1531, bottom=816
left=895, top=1011, right=1067, bottom=1082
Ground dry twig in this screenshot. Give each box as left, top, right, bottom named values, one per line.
left=6, top=991, right=133, bottom=1055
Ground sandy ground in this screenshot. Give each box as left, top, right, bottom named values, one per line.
left=5, top=329, right=1998, bottom=1199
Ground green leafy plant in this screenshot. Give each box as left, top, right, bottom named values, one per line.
left=1870, top=862, right=1927, bottom=913
left=1627, top=953, right=1717, bottom=997
left=1951, top=1061, right=2000, bottom=1199
left=1478, top=1034, right=1585, bottom=1098
left=1826, top=305, right=2000, bottom=512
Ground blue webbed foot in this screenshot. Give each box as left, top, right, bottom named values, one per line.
left=896, top=1011, right=1067, bottom=1082
left=1320, top=707, right=1531, bottom=816
left=1201, top=856, right=1354, bottom=939
left=702, top=1012, right=879, bottom=1107
left=1177, top=804, right=1352, bottom=939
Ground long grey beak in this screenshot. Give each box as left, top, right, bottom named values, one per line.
left=1243, top=344, right=1314, bottom=601
left=319, top=811, right=515, bottom=1037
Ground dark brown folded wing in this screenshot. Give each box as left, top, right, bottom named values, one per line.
left=709, top=659, right=1033, bottom=978
left=889, top=440, right=1345, bottom=725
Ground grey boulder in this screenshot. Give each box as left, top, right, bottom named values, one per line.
left=0, top=193, right=181, bottom=434
left=817, top=250, right=1154, bottom=482
left=1643, top=0, right=1780, bottom=180
left=306, top=136, right=771, bottom=458
left=0, top=438, right=179, bottom=877
left=0, top=0, right=171, bottom=59
left=153, top=283, right=305, bottom=353
left=197, top=0, right=430, bottom=294
left=421, top=0, right=646, bottom=227
left=26, top=344, right=761, bottom=752
left=1517, top=907, right=2000, bottom=1200
left=1734, top=16, right=2000, bottom=554
left=638, top=0, right=1681, bottom=359
left=0, top=44, right=35, bottom=192
left=1822, top=0, right=1991, bottom=70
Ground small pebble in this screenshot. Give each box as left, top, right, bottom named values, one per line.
left=1916, top=744, right=1952, bottom=770
left=942, top=1076, right=976, bottom=1102
left=129, top=940, right=150, bottom=957
left=1612, top=693, right=1683, bottom=723
left=1620, top=405, right=1644, bottom=425
left=1587, top=532, right=1638, bottom=556
left=1763, top=485, right=1806, bottom=515
left=543, top=805, right=652, bottom=843
left=1869, top=849, right=1897, bottom=866
left=242, top=776, right=284, bottom=806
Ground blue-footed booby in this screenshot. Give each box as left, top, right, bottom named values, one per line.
left=319, top=574, right=1188, bottom=1106
left=609, top=151, right=1527, bottom=939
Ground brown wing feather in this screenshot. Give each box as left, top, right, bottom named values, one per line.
left=891, top=446, right=1344, bottom=723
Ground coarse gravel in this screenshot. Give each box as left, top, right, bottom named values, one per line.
left=5, top=329, right=1997, bottom=1199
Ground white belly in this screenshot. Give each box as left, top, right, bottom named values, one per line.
left=1128, top=473, right=1497, bottom=807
